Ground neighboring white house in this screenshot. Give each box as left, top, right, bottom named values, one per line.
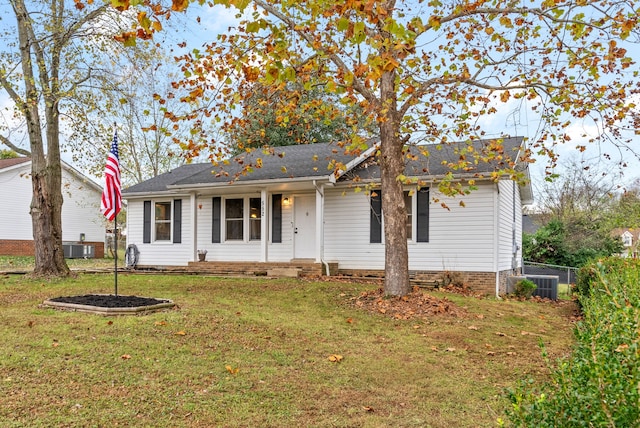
left=122, top=137, right=533, bottom=295
left=0, top=157, right=106, bottom=258
left=612, top=228, right=640, bottom=258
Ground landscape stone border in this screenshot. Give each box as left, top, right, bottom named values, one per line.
left=41, top=295, right=175, bottom=316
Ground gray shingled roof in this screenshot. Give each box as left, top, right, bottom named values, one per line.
left=344, top=136, right=525, bottom=180
left=174, top=143, right=357, bottom=186
left=123, top=162, right=213, bottom=194
left=123, top=137, right=526, bottom=195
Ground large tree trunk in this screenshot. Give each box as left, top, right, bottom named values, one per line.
left=30, top=158, right=69, bottom=277
left=379, top=68, right=410, bottom=297
left=14, top=0, right=70, bottom=277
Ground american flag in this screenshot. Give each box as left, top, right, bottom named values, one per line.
left=100, top=130, right=122, bottom=221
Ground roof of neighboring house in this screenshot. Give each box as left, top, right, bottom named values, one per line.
left=522, top=214, right=542, bottom=234
left=0, top=157, right=102, bottom=192
left=612, top=228, right=640, bottom=243
left=0, top=157, right=30, bottom=169
left=123, top=137, right=531, bottom=199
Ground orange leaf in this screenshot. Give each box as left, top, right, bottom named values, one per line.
left=225, top=365, right=239, bottom=374
left=171, top=0, right=189, bottom=12
left=175, top=331, right=186, bottom=336
left=328, top=354, right=343, bottom=362
left=121, top=354, right=131, bottom=360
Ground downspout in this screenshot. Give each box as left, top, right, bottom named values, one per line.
left=494, top=183, right=501, bottom=299
left=313, top=180, right=331, bottom=276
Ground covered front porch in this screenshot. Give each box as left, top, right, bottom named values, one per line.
left=186, top=260, right=339, bottom=277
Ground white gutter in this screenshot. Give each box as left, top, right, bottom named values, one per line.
left=167, top=175, right=333, bottom=192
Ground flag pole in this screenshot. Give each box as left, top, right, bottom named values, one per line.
left=113, top=202, right=118, bottom=297
left=113, top=122, right=118, bottom=297
left=102, top=123, right=121, bottom=297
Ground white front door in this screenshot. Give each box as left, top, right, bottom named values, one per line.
left=293, top=195, right=316, bottom=259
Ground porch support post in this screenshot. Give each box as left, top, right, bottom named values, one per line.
left=260, top=189, right=268, bottom=262
left=190, top=192, right=198, bottom=262
left=315, top=182, right=324, bottom=263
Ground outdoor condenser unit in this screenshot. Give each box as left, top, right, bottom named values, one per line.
left=526, top=274, right=559, bottom=300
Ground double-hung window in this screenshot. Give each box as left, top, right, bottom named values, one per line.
left=370, top=188, right=429, bottom=243
left=143, top=199, right=182, bottom=243
left=225, top=198, right=244, bottom=241
left=212, top=196, right=263, bottom=242
left=155, top=202, right=172, bottom=241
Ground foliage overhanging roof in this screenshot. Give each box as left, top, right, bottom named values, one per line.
left=123, top=137, right=528, bottom=195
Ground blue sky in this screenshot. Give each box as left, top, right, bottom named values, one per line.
left=1, top=1, right=639, bottom=193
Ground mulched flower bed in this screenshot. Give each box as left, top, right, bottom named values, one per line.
left=48, top=294, right=170, bottom=308
left=42, top=294, right=175, bottom=315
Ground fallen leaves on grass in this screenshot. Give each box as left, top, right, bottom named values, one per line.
left=225, top=365, right=239, bottom=374
left=351, top=287, right=466, bottom=320
left=328, top=354, right=343, bottom=363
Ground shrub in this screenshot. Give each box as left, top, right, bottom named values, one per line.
left=514, top=279, right=536, bottom=299
left=574, top=257, right=640, bottom=305
left=504, top=257, right=640, bottom=427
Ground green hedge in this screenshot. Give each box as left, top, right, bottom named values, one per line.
left=504, top=258, right=640, bottom=427
left=574, top=257, right=640, bottom=304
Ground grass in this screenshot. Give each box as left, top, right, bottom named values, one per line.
left=0, top=255, right=122, bottom=272
left=0, top=272, right=577, bottom=427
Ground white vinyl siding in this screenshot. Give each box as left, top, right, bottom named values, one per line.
left=193, top=195, right=293, bottom=262
left=324, top=184, right=499, bottom=272
left=0, top=162, right=103, bottom=243
left=126, top=196, right=192, bottom=266
left=497, top=180, right=522, bottom=271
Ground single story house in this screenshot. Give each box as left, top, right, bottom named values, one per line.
left=122, top=137, right=532, bottom=295
left=0, top=157, right=106, bottom=258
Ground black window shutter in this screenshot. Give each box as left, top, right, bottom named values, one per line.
left=173, top=199, right=182, bottom=243
left=417, top=188, right=429, bottom=242
left=370, top=191, right=382, bottom=243
left=272, top=194, right=282, bottom=243
left=212, top=197, right=221, bottom=243
left=143, top=200, right=151, bottom=243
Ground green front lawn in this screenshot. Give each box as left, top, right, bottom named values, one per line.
left=0, top=274, right=576, bottom=427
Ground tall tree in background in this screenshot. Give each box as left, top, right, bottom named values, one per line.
left=129, top=0, right=639, bottom=296
left=65, top=43, right=192, bottom=186
left=0, top=0, right=114, bottom=276
left=609, top=179, right=640, bottom=229
left=525, top=159, right=625, bottom=266
left=0, top=1, right=171, bottom=276
left=226, top=83, right=376, bottom=155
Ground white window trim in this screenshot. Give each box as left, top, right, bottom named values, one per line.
left=222, top=196, right=263, bottom=243
left=375, top=188, right=417, bottom=244
left=152, top=200, right=173, bottom=243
